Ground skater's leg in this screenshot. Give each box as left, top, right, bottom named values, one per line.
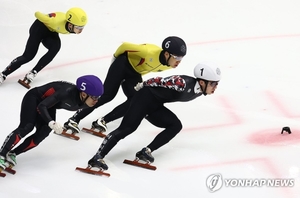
left=11, top=108, right=55, bottom=155
left=12, top=124, right=52, bottom=155
left=69, top=54, right=140, bottom=123
left=2, top=20, right=46, bottom=77
left=31, top=33, right=61, bottom=73
left=102, top=78, right=140, bottom=123
left=95, top=88, right=158, bottom=157
left=0, top=90, right=39, bottom=156
left=145, top=107, right=182, bottom=152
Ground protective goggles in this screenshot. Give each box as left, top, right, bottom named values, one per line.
left=74, top=25, right=85, bottom=30
left=209, top=81, right=219, bottom=87
left=170, top=54, right=184, bottom=61
left=89, top=95, right=101, bottom=101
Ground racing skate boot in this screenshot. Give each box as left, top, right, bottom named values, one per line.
left=0, top=73, right=6, bottom=85
left=91, top=117, right=107, bottom=132
left=88, top=154, right=108, bottom=170
left=24, top=70, right=37, bottom=83
left=0, top=156, right=7, bottom=170
left=136, top=147, right=154, bottom=163
left=64, top=118, right=80, bottom=133
left=6, top=152, right=16, bottom=167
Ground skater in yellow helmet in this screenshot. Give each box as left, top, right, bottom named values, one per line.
left=0, top=7, right=87, bottom=88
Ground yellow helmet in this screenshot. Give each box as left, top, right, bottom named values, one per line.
left=66, top=7, right=87, bottom=26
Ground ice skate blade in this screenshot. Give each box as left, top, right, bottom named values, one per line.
left=123, top=159, right=156, bottom=170
left=75, top=166, right=110, bottom=177
left=0, top=168, right=6, bottom=177
left=18, top=79, right=31, bottom=89
left=82, top=127, right=106, bottom=138
left=5, top=167, right=16, bottom=175
left=54, top=129, right=80, bottom=140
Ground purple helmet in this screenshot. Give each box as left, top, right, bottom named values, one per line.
left=76, top=75, right=104, bottom=97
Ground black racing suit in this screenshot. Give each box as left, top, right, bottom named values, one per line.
left=95, top=75, right=203, bottom=158
left=0, top=81, right=87, bottom=156
left=2, top=20, right=61, bottom=77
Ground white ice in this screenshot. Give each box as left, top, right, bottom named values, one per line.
left=0, top=0, right=300, bottom=197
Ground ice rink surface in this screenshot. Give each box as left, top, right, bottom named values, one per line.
left=1, top=0, right=300, bottom=197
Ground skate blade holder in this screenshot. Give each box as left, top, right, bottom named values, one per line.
left=81, top=127, right=106, bottom=138
left=123, top=157, right=156, bottom=170
left=75, top=166, right=110, bottom=177
left=281, top=126, right=292, bottom=134
left=0, top=168, right=6, bottom=177
left=0, top=164, right=16, bottom=177
left=18, top=78, right=31, bottom=89
left=5, top=166, right=16, bottom=174
left=55, top=129, right=80, bottom=140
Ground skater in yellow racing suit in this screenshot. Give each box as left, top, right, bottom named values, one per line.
left=64, top=36, right=187, bottom=134
left=0, top=7, right=87, bottom=85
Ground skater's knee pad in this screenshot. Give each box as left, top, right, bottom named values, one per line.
left=18, top=123, right=35, bottom=137
left=166, top=120, right=182, bottom=138
left=42, top=37, right=61, bottom=51
left=32, top=126, right=52, bottom=145
left=173, top=120, right=183, bottom=132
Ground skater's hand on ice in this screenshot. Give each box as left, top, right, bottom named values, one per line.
left=134, top=82, right=144, bottom=91
left=48, top=121, right=63, bottom=134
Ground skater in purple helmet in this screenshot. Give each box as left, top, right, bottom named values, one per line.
left=0, top=75, right=103, bottom=171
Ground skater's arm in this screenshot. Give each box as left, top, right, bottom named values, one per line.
left=114, top=42, right=147, bottom=57
left=143, top=75, right=186, bottom=91
left=35, top=12, right=69, bottom=34
left=37, top=92, right=65, bottom=123
left=35, top=12, right=55, bottom=24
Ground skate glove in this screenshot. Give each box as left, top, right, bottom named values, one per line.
left=48, top=121, right=63, bottom=134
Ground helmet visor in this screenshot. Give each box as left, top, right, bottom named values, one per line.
left=89, top=95, right=101, bottom=101
left=74, top=25, right=85, bottom=30
left=170, top=54, right=184, bottom=61
left=209, top=81, right=219, bottom=87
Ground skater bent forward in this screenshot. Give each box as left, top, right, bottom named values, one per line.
left=0, top=7, right=88, bottom=86
left=64, top=36, right=187, bottom=134
left=0, top=75, right=103, bottom=170
left=86, top=62, right=221, bottom=170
